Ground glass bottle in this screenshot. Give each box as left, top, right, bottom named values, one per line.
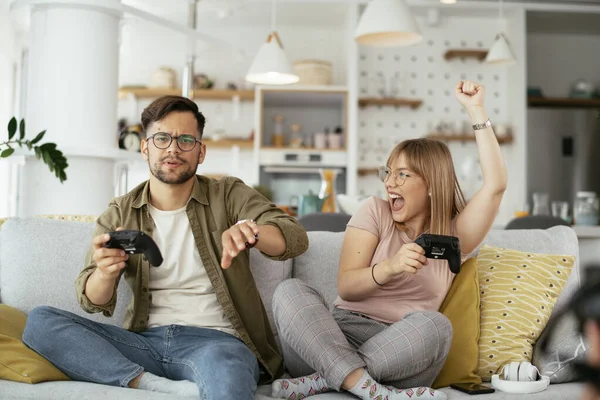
left=532, top=192, right=550, bottom=216
left=574, top=191, right=599, bottom=226
left=289, top=123, right=303, bottom=148
left=272, top=115, right=285, bottom=147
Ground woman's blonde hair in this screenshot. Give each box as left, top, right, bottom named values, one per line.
left=387, top=138, right=466, bottom=235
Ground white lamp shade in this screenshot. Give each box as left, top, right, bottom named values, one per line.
left=245, top=32, right=299, bottom=85
left=355, top=0, right=422, bottom=47
left=485, top=33, right=516, bottom=65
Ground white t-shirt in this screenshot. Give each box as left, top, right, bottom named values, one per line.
left=147, top=204, right=236, bottom=336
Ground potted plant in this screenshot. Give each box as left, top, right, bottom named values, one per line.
left=1, top=117, right=68, bottom=183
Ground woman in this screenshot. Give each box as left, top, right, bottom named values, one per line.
left=271, top=80, right=507, bottom=400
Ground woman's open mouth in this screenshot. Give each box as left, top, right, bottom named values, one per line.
left=389, top=193, right=404, bottom=212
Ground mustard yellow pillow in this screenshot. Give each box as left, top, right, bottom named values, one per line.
left=476, top=245, right=575, bottom=380
left=0, top=305, right=70, bottom=383
left=432, top=258, right=482, bottom=389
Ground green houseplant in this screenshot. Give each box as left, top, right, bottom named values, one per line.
left=1, top=117, right=68, bottom=183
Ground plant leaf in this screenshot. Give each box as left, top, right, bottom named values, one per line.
left=19, top=119, right=25, bottom=140
left=1, top=148, right=15, bottom=158
left=8, top=117, right=17, bottom=140
left=31, top=130, right=46, bottom=144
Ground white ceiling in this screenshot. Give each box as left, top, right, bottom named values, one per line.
left=122, top=0, right=351, bottom=27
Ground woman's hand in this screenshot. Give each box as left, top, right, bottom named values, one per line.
left=455, top=80, right=485, bottom=111
left=384, top=243, right=429, bottom=276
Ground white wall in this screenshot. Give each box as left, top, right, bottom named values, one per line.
left=526, top=25, right=600, bottom=214
left=0, top=0, right=16, bottom=217
left=356, top=12, right=519, bottom=225
left=528, top=33, right=600, bottom=97
left=118, top=18, right=348, bottom=189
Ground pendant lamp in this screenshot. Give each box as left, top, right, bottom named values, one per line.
left=485, top=0, right=516, bottom=65
left=355, top=0, right=422, bottom=47
left=245, top=0, right=299, bottom=85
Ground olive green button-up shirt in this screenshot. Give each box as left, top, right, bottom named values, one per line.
left=75, top=175, right=309, bottom=383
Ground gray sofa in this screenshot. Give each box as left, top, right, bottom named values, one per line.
left=0, top=218, right=585, bottom=400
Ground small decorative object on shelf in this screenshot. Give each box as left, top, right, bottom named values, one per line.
left=289, top=123, right=303, bottom=148
left=319, top=169, right=338, bottom=213
left=119, top=124, right=142, bottom=152
left=194, top=73, right=214, bottom=89
left=292, top=59, right=333, bottom=85
left=150, top=67, right=177, bottom=89
left=328, top=126, right=343, bottom=149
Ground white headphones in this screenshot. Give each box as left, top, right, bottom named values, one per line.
left=491, top=361, right=550, bottom=394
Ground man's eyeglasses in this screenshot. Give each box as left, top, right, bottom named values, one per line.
left=378, top=166, right=411, bottom=186
left=147, top=132, right=201, bottom=152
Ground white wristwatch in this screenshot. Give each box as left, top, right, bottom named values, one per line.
left=472, top=119, right=492, bottom=130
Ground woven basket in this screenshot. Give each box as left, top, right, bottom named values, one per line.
left=292, top=60, right=333, bottom=85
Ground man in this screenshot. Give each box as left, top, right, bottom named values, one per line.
left=23, top=95, right=309, bottom=399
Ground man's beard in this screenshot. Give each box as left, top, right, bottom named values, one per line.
left=149, top=157, right=196, bottom=185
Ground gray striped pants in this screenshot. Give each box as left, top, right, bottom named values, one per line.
left=272, top=279, right=452, bottom=391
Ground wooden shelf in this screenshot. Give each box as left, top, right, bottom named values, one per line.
left=426, top=134, right=513, bottom=144
left=358, top=98, right=423, bottom=109
left=357, top=168, right=380, bottom=176
left=260, top=146, right=346, bottom=152
left=203, top=138, right=253, bottom=149
left=444, top=49, right=488, bottom=61
left=528, top=96, right=600, bottom=109
left=118, top=88, right=255, bottom=101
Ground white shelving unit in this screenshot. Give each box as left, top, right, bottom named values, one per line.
left=254, top=86, right=349, bottom=207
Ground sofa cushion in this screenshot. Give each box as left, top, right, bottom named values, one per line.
left=0, top=218, right=131, bottom=326
left=0, top=304, right=69, bottom=383
left=476, top=226, right=580, bottom=317
left=532, top=312, right=590, bottom=383
left=249, top=248, right=292, bottom=346
left=476, top=244, right=575, bottom=380
left=433, top=258, right=481, bottom=389
left=292, top=231, right=345, bottom=307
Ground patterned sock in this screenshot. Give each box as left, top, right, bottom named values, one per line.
left=348, top=371, right=446, bottom=400
left=137, top=372, right=199, bottom=398
left=271, top=372, right=332, bottom=399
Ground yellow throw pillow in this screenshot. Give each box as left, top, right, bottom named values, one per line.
left=432, top=258, right=482, bottom=389
left=476, top=245, right=575, bottom=380
left=0, top=305, right=70, bottom=383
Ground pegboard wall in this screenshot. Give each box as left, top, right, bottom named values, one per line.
left=356, top=15, right=514, bottom=201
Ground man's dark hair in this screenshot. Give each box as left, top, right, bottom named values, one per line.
left=141, top=95, right=206, bottom=138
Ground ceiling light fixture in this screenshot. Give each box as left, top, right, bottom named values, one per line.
left=355, top=0, right=422, bottom=47
left=245, top=0, right=299, bottom=85
left=485, top=0, right=516, bottom=65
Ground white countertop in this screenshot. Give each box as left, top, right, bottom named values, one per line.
left=572, top=225, right=600, bottom=238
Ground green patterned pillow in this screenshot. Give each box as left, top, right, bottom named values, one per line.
left=476, top=244, right=575, bottom=380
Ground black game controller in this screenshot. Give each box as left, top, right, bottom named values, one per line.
left=104, top=230, right=163, bottom=267
left=414, top=233, right=461, bottom=274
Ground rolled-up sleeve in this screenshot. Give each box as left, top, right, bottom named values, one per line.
left=225, top=178, right=309, bottom=261
left=75, top=203, right=122, bottom=316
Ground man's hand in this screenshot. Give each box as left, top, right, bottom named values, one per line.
left=221, top=220, right=259, bottom=269
left=92, top=227, right=128, bottom=281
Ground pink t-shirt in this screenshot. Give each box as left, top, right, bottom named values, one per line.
left=333, top=196, right=468, bottom=323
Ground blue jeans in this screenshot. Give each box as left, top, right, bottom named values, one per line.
left=22, top=306, right=259, bottom=400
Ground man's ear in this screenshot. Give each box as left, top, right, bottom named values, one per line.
left=198, top=142, right=206, bottom=165
left=141, top=139, right=149, bottom=161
